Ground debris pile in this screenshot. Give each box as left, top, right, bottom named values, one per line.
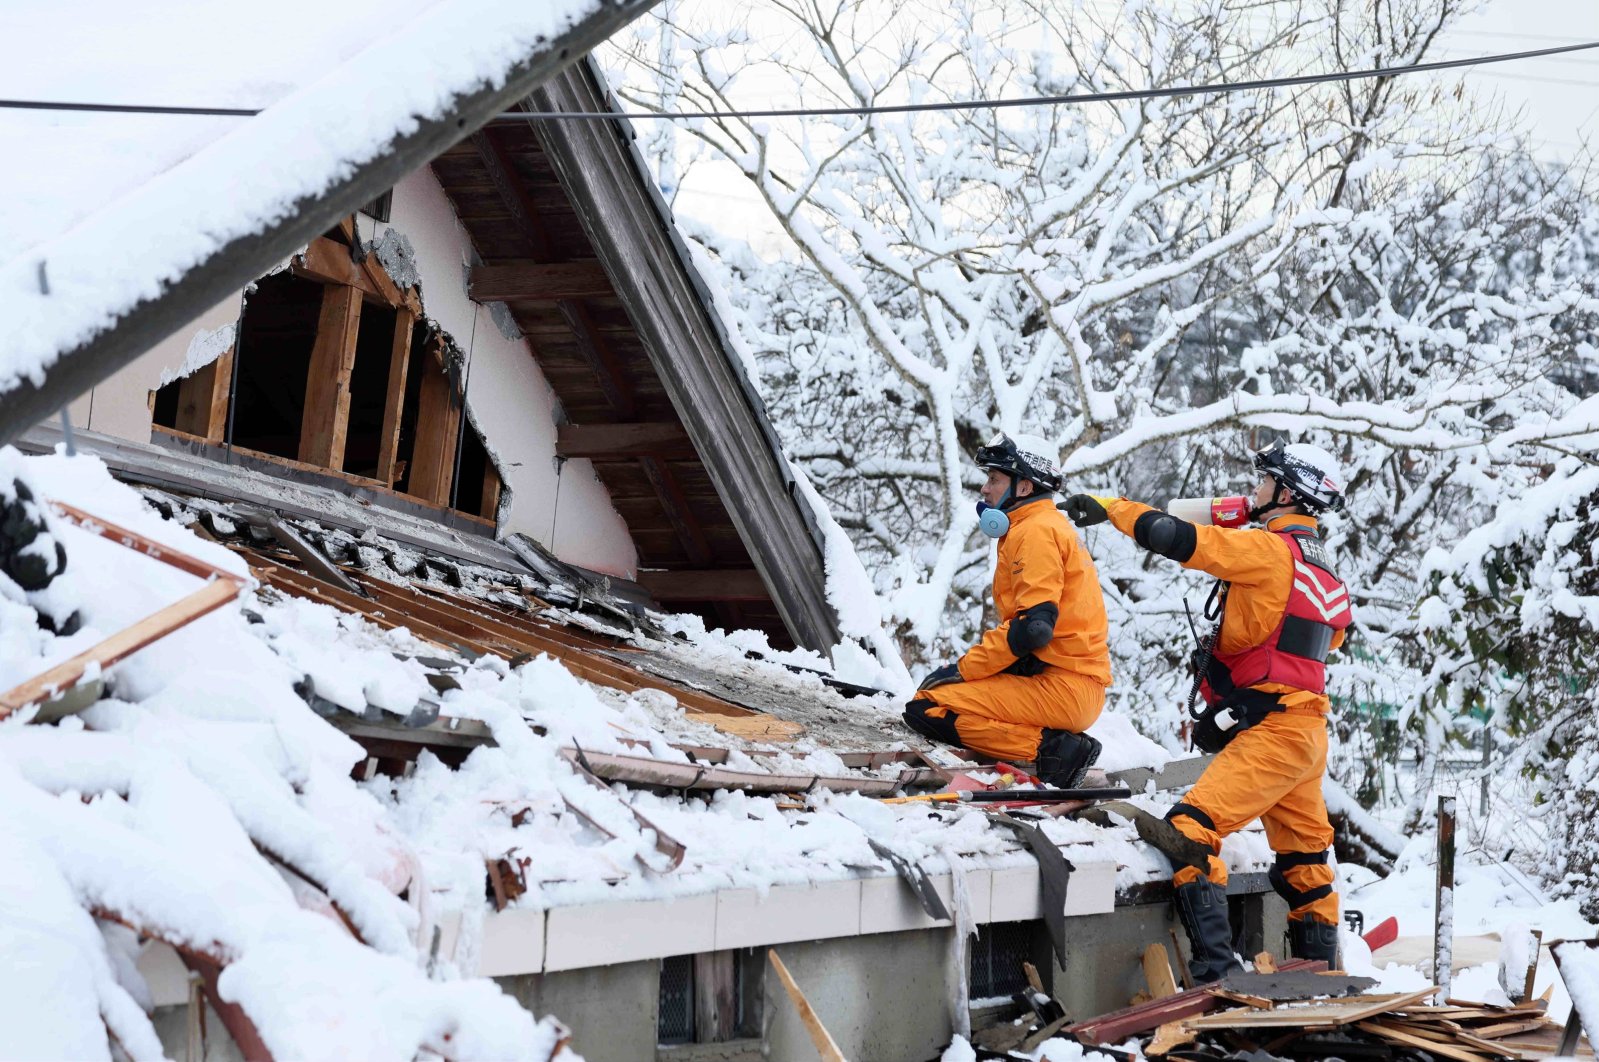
left=965, top=947, right=1593, bottom=1062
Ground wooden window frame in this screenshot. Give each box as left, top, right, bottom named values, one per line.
left=152, top=217, right=502, bottom=523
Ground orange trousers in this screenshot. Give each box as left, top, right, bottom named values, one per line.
left=1167, top=709, right=1340, bottom=926
left=911, top=667, right=1105, bottom=762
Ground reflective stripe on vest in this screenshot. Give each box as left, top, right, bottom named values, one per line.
left=1201, top=529, right=1351, bottom=703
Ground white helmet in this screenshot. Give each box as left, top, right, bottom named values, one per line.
left=1252, top=440, right=1345, bottom=513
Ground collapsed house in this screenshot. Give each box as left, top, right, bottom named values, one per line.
left=0, top=8, right=1315, bottom=1060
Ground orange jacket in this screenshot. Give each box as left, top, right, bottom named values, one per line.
left=1105, top=501, right=1344, bottom=713
left=957, top=498, right=1112, bottom=686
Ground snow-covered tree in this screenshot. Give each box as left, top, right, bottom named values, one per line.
left=603, top=0, right=1599, bottom=829
left=1416, top=457, right=1599, bottom=918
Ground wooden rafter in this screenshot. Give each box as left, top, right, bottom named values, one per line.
left=469, top=129, right=554, bottom=260
left=560, top=300, right=636, bottom=419
left=299, top=284, right=363, bottom=468
left=557, top=422, right=693, bottom=459
left=469, top=260, right=612, bottom=302
left=639, top=457, right=713, bottom=567
left=638, top=568, right=769, bottom=603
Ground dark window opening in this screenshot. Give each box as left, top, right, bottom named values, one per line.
left=970, top=922, right=1037, bottom=1001
left=658, top=950, right=763, bottom=1046
left=151, top=378, right=180, bottom=429
left=341, top=302, right=398, bottom=478
left=389, top=325, right=435, bottom=497
left=453, top=421, right=497, bottom=519
left=229, top=272, right=325, bottom=458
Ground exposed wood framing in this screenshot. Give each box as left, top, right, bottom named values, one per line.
left=639, top=568, right=769, bottom=602
left=470, top=259, right=613, bottom=302
left=0, top=503, right=247, bottom=720
left=172, top=347, right=234, bottom=442
left=470, top=129, right=554, bottom=260
left=248, top=556, right=791, bottom=731
left=528, top=63, right=840, bottom=652
left=407, top=343, right=460, bottom=505
left=639, top=457, right=712, bottom=567
left=560, top=300, right=636, bottom=419
left=298, top=283, right=363, bottom=467
left=376, top=308, right=415, bottom=485
left=556, top=422, right=693, bottom=459
left=480, top=460, right=502, bottom=519
left=695, top=951, right=738, bottom=1042
left=297, top=231, right=420, bottom=314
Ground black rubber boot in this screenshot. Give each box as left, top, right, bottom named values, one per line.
left=1175, top=880, right=1243, bottom=983
left=1287, top=914, right=1340, bottom=966
left=1035, top=728, right=1101, bottom=788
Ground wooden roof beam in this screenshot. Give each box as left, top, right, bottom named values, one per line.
left=557, top=422, right=693, bottom=459
left=470, top=259, right=613, bottom=302
left=638, top=568, right=770, bottom=603
left=640, top=456, right=713, bottom=568
left=469, top=128, right=554, bottom=260
left=561, top=300, right=636, bottom=419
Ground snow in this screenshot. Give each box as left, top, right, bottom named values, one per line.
left=0, top=0, right=605, bottom=393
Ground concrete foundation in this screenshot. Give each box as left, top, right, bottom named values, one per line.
left=146, top=889, right=1288, bottom=1062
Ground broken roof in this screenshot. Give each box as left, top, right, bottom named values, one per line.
left=0, top=0, right=654, bottom=440
left=0, top=439, right=1278, bottom=1057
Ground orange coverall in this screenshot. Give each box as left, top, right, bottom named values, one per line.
left=1105, top=501, right=1343, bottom=927
left=915, top=497, right=1112, bottom=761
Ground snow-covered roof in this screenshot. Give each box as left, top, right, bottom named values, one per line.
left=0, top=430, right=1275, bottom=1056
left=0, top=0, right=651, bottom=440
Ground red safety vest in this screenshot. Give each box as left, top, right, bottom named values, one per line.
left=1201, top=528, right=1351, bottom=704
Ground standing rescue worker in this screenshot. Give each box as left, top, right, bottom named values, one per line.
left=1062, top=440, right=1351, bottom=981
left=904, top=433, right=1112, bottom=788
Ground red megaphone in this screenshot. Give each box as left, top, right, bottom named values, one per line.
left=1165, top=496, right=1250, bottom=528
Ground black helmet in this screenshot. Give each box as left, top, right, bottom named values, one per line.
left=974, top=432, right=1062, bottom=493
left=1252, top=440, right=1346, bottom=513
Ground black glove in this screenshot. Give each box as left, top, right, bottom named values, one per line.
left=917, top=663, right=963, bottom=691
left=1062, top=493, right=1109, bottom=527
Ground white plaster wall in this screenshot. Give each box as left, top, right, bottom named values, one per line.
left=378, top=168, right=637, bottom=579
left=53, top=168, right=638, bottom=580
left=74, top=294, right=244, bottom=441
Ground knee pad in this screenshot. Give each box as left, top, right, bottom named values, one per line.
left=1268, top=850, right=1334, bottom=909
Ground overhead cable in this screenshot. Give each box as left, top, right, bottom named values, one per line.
left=1, top=38, right=1597, bottom=123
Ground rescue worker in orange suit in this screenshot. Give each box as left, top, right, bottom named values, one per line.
left=1063, top=440, right=1351, bottom=981
left=903, top=433, right=1112, bottom=788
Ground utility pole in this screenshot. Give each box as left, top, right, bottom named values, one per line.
left=1435, top=796, right=1457, bottom=1001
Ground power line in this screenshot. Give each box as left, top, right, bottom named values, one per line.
left=3, top=39, right=1598, bottom=123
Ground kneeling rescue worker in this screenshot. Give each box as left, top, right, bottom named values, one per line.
left=1063, top=440, right=1351, bottom=982
left=903, top=433, right=1111, bottom=788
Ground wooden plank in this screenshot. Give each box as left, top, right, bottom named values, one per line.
left=407, top=345, right=460, bottom=505
left=293, top=236, right=379, bottom=297
left=480, top=459, right=502, bottom=520
left=376, top=309, right=415, bottom=485
left=768, top=951, right=845, bottom=1062
left=1184, top=988, right=1439, bottom=1031
left=556, top=422, right=694, bottom=459
left=638, top=568, right=769, bottom=603
left=49, top=501, right=239, bottom=582
left=695, top=951, right=738, bottom=1042
left=298, top=283, right=363, bottom=468
left=1144, top=943, right=1180, bottom=1001
left=470, top=260, right=613, bottom=302
left=1354, top=1020, right=1493, bottom=1062
left=0, top=578, right=242, bottom=719
left=172, top=346, right=234, bottom=442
